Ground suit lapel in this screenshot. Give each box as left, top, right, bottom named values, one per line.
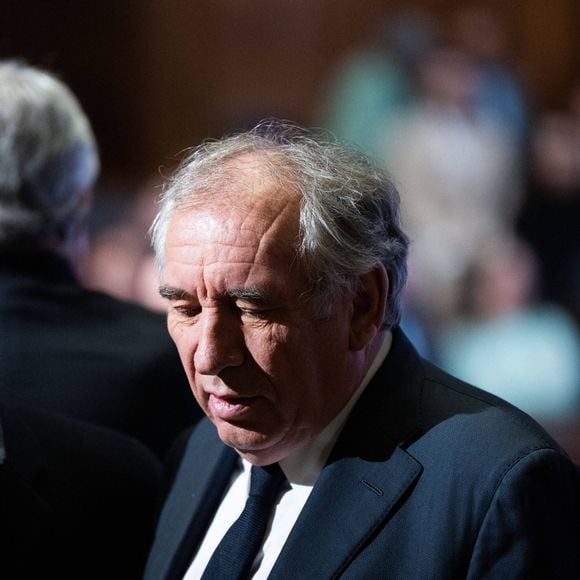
left=144, top=420, right=238, bottom=580
left=270, top=448, right=421, bottom=579
left=270, top=329, right=426, bottom=578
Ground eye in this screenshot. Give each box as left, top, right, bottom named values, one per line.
left=173, top=303, right=201, bottom=319
left=239, top=308, right=271, bottom=319
left=233, top=301, right=273, bottom=320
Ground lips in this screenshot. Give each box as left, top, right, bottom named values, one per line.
left=208, top=393, right=263, bottom=420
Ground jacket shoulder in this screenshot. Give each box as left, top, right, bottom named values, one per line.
left=418, top=358, right=564, bottom=455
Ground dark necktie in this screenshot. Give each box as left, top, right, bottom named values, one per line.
left=200, top=463, right=287, bottom=580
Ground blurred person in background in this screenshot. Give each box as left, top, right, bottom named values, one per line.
left=437, top=235, right=580, bottom=439
left=449, top=3, right=530, bottom=146
left=316, top=6, right=438, bottom=161
left=84, top=176, right=167, bottom=312
left=383, top=46, right=522, bottom=342
left=517, top=100, right=580, bottom=327
left=0, top=60, right=201, bottom=459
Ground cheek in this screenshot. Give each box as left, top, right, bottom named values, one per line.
left=243, top=322, right=295, bottom=370
left=167, top=321, right=197, bottom=375
left=245, top=325, right=318, bottom=415
left=167, top=320, right=185, bottom=353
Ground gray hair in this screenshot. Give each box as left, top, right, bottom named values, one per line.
left=0, top=60, right=99, bottom=245
left=151, top=121, right=409, bottom=328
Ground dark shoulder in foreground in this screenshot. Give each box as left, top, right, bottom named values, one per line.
left=0, top=403, right=163, bottom=580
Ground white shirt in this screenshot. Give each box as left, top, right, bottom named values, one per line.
left=184, top=332, right=392, bottom=579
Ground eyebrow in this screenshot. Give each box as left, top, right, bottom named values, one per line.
left=225, top=287, right=270, bottom=305
left=158, top=286, right=192, bottom=300
left=158, top=285, right=270, bottom=304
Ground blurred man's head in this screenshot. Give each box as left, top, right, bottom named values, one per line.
left=0, top=60, right=99, bottom=259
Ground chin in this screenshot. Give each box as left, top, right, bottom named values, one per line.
left=217, top=423, right=287, bottom=464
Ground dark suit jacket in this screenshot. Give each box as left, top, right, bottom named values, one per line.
left=0, top=403, right=163, bottom=579
left=0, top=249, right=202, bottom=457
left=144, top=329, right=580, bottom=579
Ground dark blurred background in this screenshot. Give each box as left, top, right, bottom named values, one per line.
left=2, top=0, right=577, bottom=182
left=3, top=0, right=579, bottom=459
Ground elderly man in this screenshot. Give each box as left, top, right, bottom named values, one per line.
left=0, top=60, right=200, bottom=457
left=144, top=122, right=579, bottom=579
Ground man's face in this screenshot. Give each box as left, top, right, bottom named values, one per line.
left=161, top=162, right=359, bottom=465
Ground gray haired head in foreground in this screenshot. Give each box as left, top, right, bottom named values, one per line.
left=151, top=121, right=409, bottom=329
left=0, top=60, right=99, bottom=245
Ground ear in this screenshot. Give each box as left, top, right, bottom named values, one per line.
left=349, top=264, right=388, bottom=351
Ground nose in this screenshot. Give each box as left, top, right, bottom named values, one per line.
left=193, top=309, right=245, bottom=375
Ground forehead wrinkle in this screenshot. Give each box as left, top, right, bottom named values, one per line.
left=166, top=178, right=302, bottom=301
left=204, top=190, right=299, bottom=267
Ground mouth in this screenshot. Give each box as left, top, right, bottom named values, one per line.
left=208, top=393, right=263, bottom=420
